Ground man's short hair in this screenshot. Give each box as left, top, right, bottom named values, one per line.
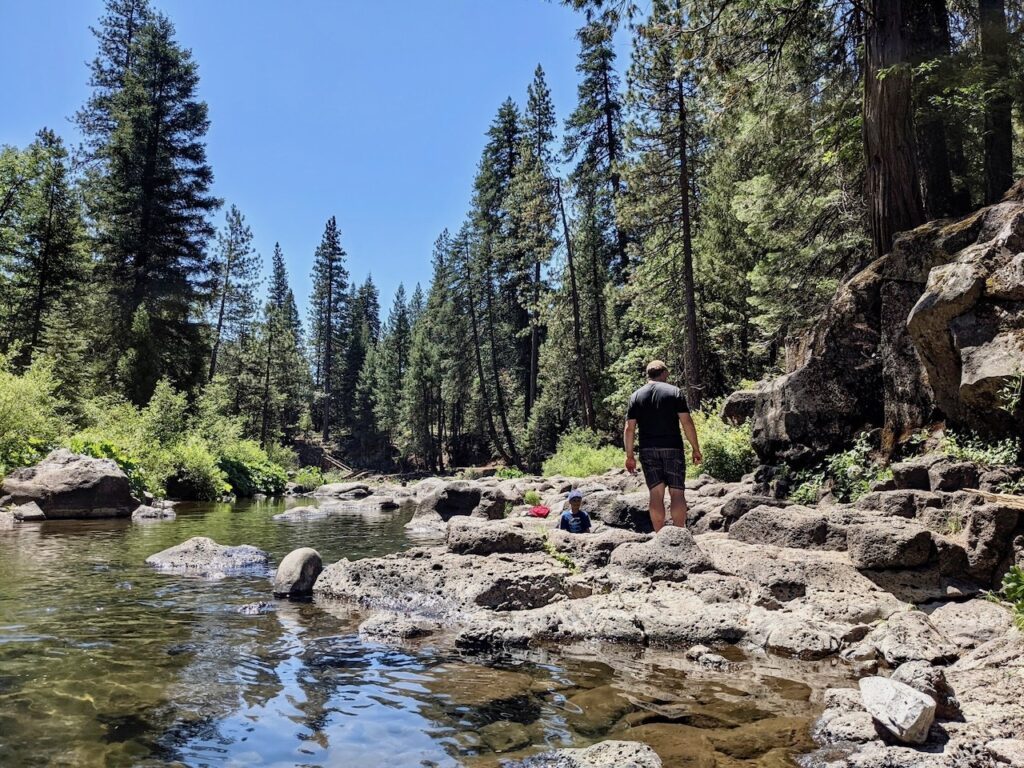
left=646, top=360, right=668, bottom=379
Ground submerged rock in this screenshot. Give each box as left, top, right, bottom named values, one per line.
left=131, top=504, right=175, bottom=522
left=1, top=449, right=138, bottom=519
left=12, top=501, right=46, bottom=521
left=509, top=740, right=663, bottom=768
left=146, top=536, right=269, bottom=578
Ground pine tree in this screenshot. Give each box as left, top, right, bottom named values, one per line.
left=308, top=216, right=349, bottom=441
left=208, top=204, right=260, bottom=380
left=374, top=284, right=411, bottom=443
left=82, top=10, right=219, bottom=402
left=7, top=129, right=87, bottom=360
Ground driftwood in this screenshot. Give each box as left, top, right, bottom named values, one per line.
left=971, top=489, right=1024, bottom=510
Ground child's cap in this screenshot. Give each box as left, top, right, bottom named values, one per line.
left=567, top=489, right=583, bottom=501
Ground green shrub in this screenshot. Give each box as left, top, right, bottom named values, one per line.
left=495, top=466, right=525, bottom=480
left=293, top=466, right=325, bottom=492
left=266, top=442, right=299, bottom=471
left=67, top=436, right=155, bottom=499
left=689, top=407, right=757, bottom=482
left=542, top=429, right=623, bottom=478
left=785, top=434, right=890, bottom=504
left=790, top=473, right=824, bottom=505
left=524, top=489, right=542, bottom=506
left=940, top=432, right=1020, bottom=467
left=166, top=435, right=230, bottom=501
left=999, top=477, right=1024, bottom=495
left=218, top=440, right=287, bottom=497
left=0, top=354, right=66, bottom=474
left=1001, top=566, right=1024, bottom=632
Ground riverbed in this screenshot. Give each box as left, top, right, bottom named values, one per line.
left=0, top=499, right=852, bottom=767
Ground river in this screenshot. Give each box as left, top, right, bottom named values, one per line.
left=0, top=498, right=849, bottom=767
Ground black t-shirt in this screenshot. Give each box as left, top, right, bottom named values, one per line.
left=627, top=381, right=689, bottom=450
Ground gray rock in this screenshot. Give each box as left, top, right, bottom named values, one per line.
left=406, top=480, right=508, bottom=531
left=965, top=501, right=1020, bottom=585
left=608, top=526, right=713, bottom=581
left=847, top=521, right=934, bottom=569
left=928, top=460, right=980, bottom=492
left=720, top=389, right=757, bottom=425
left=892, top=458, right=939, bottom=491
left=890, top=660, right=962, bottom=720
left=12, top=501, right=46, bottom=521
left=445, top=518, right=545, bottom=556
left=859, top=676, right=936, bottom=744
left=511, top=740, right=662, bottom=768
left=719, top=492, right=789, bottom=528
left=145, top=536, right=269, bottom=578
left=1, top=449, right=139, bottom=519
left=548, top=527, right=650, bottom=570
left=237, top=601, right=275, bottom=615
left=587, top=491, right=654, bottom=533
left=272, top=547, right=322, bottom=597
left=987, top=739, right=1024, bottom=766
left=923, top=598, right=1012, bottom=649
left=358, top=612, right=435, bottom=640
left=855, top=489, right=942, bottom=518
left=312, top=482, right=371, bottom=497
left=131, top=504, right=175, bottom=521
left=868, top=611, right=958, bottom=666
left=729, top=505, right=846, bottom=550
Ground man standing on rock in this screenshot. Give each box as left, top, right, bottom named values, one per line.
left=624, top=360, right=702, bottom=531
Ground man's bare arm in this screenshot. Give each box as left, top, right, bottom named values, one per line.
left=679, top=413, right=702, bottom=464
left=624, top=419, right=637, bottom=473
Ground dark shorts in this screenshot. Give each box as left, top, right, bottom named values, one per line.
left=639, top=448, right=686, bottom=490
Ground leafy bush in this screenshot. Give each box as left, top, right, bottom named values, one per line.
left=166, top=435, right=230, bottom=501
left=786, top=434, right=891, bottom=504
left=293, top=465, right=325, bottom=492
left=67, top=436, right=155, bottom=499
left=218, top=440, right=287, bottom=497
left=542, top=429, right=623, bottom=478
left=266, top=442, right=299, bottom=470
left=688, top=407, right=757, bottom=482
left=1001, top=566, right=1024, bottom=632
left=0, top=354, right=66, bottom=474
left=940, top=432, right=1020, bottom=467
left=524, top=489, right=542, bottom=506
left=495, top=466, right=525, bottom=480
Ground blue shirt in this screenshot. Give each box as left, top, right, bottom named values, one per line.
left=558, top=509, right=592, bottom=534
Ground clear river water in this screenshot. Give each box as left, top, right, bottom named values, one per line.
left=0, top=498, right=851, bottom=767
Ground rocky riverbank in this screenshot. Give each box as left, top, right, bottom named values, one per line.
left=298, top=465, right=1024, bottom=767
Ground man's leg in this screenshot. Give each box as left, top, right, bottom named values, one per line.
left=648, top=483, right=667, bottom=531
left=668, top=487, right=688, bottom=528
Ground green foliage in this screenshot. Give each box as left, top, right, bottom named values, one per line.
left=786, top=435, right=891, bottom=504
left=0, top=354, right=65, bottom=474
left=542, top=429, right=623, bottom=478
left=998, top=477, right=1024, bottom=496
left=543, top=537, right=579, bottom=573
left=167, top=435, right=230, bottom=501
left=999, top=370, right=1023, bottom=414
left=524, top=489, right=543, bottom=506
left=217, top=440, right=287, bottom=497
left=292, top=466, right=324, bottom=492
left=67, top=436, right=153, bottom=499
left=495, top=466, right=526, bottom=479
left=1001, top=567, right=1024, bottom=632
left=940, top=432, right=1020, bottom=468
left=689, top=407, right=756, bottom=482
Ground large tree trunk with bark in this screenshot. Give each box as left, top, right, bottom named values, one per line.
left=676, top=79, right=704, bottom=410
left=980, top=0, right=1014, bottom=204
left=863, top=0, right=924, bottom=258
left=909, top=0, right=958, bottom=218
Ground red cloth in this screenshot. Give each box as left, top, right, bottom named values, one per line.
left=527, top=505, right=550, bottom=518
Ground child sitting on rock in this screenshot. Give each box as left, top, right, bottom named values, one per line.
left=558, top=489, right=592, bottom=534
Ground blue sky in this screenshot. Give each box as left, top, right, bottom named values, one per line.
left=0, top=0, right=628, bottom=319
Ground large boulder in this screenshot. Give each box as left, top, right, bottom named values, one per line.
left=728, top=505, right=846, bottom=550
left=587, top=491, right=654, bottom=533
left=858, top=676, right=936, bottom=745
left=445, top=518, right=545, bottom=556
left=846, top=521, right=935, bottom=569
left=145, top=536, right=269, bottom=578
left=720, top=389, right=757, bottom=425
left=272, top=547, right=323, bottom=598
left=406, top=480, right=507, bottom=531
left=1, top=449, right=139, bottom=519
left=752, top=193, right=1024, bottom=466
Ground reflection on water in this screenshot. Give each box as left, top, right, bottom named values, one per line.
left=0, top=499, right=845, bottom=767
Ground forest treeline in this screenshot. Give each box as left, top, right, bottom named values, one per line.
left=1, top=0, right=1022, bottom=478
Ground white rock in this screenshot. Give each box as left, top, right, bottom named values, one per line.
left=859, top=676, right=936, bottom=744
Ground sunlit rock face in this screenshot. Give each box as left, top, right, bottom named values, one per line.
left=750, top=188, right=1024, bottom=467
